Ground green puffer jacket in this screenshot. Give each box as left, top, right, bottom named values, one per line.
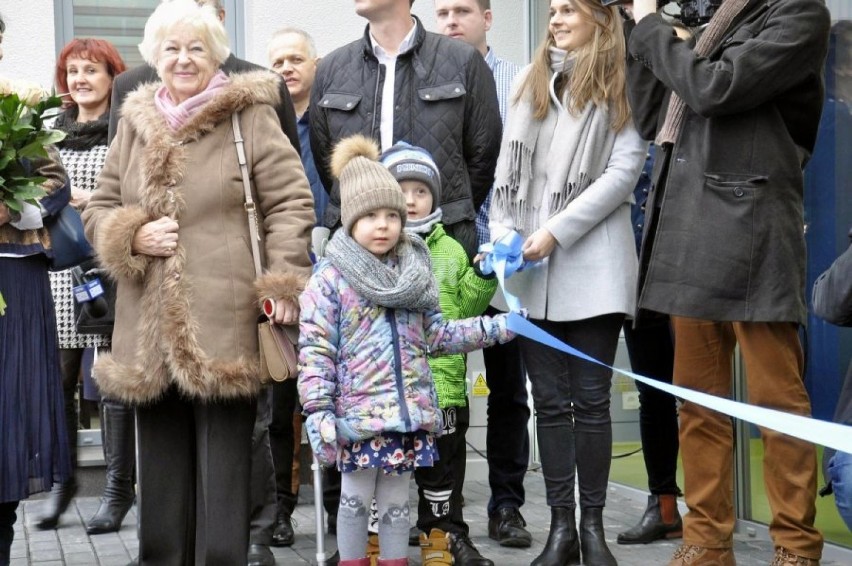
left=423, top=223, right=497, bottom=408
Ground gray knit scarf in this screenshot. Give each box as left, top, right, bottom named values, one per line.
left=491, top=47, right=616, bottom=237
left=656, top=0, right=751, bottom=145
left=325, top=229, right=439, bottom=312
left=404, top=208, right=443, bottom=235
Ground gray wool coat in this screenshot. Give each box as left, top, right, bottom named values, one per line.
left=626, top=0, right=831, bottom=325
left=489, top=71, right=647, bottom=322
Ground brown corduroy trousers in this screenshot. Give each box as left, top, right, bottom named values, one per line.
left=671, top=317, right=823, bottom=560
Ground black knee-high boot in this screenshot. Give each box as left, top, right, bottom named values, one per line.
left=36, top=354, right=79, bottom=530
left=580, top=507, right=617, bottom=566
left=0, top=502, right=18, bottom=566
left=86, top=401, right=136, bottom=534
left=531, top=506, right=579, bottom=566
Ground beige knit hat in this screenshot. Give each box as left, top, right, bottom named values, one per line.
left=331, top=135, right=407, bottom=234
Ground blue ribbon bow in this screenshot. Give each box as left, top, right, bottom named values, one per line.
left=479, top=230, right=538, bottom=313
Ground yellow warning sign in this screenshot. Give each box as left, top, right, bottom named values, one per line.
left=472, top=374, right=490, bottom=397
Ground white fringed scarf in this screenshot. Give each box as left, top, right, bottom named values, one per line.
left=491, top=47, right=617, bottom=237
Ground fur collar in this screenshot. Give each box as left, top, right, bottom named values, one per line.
left=120, top=70, right=282, bottom=146
left=90, top=70, right=292, bottom=405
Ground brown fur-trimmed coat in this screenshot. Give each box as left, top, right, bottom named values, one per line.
left=82, top=71, right=315, bottom=405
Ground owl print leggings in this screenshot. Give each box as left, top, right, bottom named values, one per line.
left=337, top=467, right=411, bottom=560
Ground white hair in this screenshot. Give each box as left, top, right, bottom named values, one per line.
left=267, top=27, right=318, bottom=60
left=139, top=0, right=230, bottom=67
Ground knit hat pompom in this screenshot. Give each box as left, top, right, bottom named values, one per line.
left=331, top=135, right=408, bottom=234
left=330, top=135, right=380, bottom=179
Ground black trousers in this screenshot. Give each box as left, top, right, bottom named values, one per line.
left=136, top=387, right=255, bottom=566
left=269, top=378, right=299, bottom=515
left=0, top=502, right=17, bottom=566
left=622, top=319, right=680, bottom=495
left=483, top=306, right=530, bottom=516
left=520, top=314, right=624, bottom=509
left=249, top=387, right=277, bottom=545
left=415, top=405, right=470, bottom=535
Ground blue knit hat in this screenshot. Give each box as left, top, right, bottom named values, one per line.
left=380, top=142, right=442, bottom=213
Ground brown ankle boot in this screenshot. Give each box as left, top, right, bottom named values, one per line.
left=617, top=494, right=683, bottom=544
left=668, top=544, right=736, bottom=566
left=770, top=547, right=819, bottom=566
left=420, top=528, right=452, bottom=566
left=366, top=533, right=379, bottom=566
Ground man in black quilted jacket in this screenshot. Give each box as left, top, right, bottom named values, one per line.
left=309, top=0, right=502, bottom=258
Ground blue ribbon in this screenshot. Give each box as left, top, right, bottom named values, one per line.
left=482, top=230, right=852, bottom=454
left=505, top=314, right=852, bottom=455
left=479, top=231, right=538, bottom=313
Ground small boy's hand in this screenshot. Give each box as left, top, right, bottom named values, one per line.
left=473, top=253, right=497, bottom=280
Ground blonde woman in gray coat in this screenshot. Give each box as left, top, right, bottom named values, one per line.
left=486, top=1, right=645, bottom=565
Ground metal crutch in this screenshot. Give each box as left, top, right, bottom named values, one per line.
left=312, top=453, right=328, bottom=566
left=310, top=226, right=332, bottom=566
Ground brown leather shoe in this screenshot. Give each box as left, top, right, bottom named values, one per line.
left=770, top=547, right=820, bottom=566
left=668, top=544, right=736, bottom=566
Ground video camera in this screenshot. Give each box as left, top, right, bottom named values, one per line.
left=602, top=0, right=723, bottom=28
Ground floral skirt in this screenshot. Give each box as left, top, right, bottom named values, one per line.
left=340, top=430, right=438, bottom=476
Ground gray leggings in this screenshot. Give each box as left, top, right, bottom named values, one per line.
left=337, top=468, right=411, bottom=560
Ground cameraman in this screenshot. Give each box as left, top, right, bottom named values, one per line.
left=626, top=1, right=830, bottom=565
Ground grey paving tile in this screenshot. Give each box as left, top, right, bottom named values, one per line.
left=64, top=551, right=99, bottom=565
left=12, top=474, right=852, bottom=565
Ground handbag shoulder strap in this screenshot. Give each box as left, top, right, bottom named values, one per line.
left=232, top=112, right=264, bottom=279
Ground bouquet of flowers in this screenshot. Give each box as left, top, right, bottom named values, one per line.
left=0, top=77, right=66, bottom=211
left=0, top=77, right=66, bottom=315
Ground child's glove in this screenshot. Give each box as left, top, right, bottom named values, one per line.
left=305, top=411, right=338, bottom=467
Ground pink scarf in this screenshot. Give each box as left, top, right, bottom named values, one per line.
left=154, top=70, right=230, bottom=131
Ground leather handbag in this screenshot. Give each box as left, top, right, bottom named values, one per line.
left=71, top=259, right=116, bottom=335
left=233, top=112, right=299, bottom=382
left=47, top=204, right=95, bottom=271
left=258, top=315, right=300, bottom=381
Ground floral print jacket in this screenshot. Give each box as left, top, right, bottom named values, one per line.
left=298, top=259, right=514, bottom=466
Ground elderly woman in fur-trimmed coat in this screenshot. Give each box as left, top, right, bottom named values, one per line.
left=81, top=1, right=314, bottom=563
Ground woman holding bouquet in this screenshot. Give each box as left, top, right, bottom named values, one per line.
left=0, top=12, right=74, bottom=566
left=35, top=38, right=130, bottom=534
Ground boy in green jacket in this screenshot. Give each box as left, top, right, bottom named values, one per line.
left=381, top=142, right=497, bottom=566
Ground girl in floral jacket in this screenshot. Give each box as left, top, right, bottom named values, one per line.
left=298, top=136, right=514, bottom=566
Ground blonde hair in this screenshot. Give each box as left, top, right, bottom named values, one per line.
left=139, top=0, right=230, bottom=67
left=516, top=0, right=629, bottom=131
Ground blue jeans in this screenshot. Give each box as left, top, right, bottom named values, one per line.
left=828, top=451, right=852, bottom=530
